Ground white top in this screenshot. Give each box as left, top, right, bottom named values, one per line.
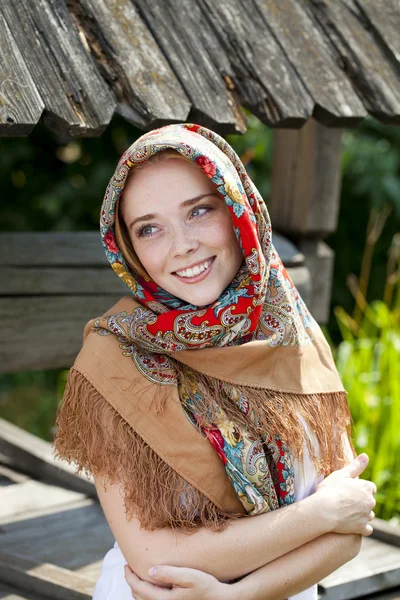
left=93, top=419, right=323, bottom=600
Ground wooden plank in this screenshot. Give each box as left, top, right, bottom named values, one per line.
left=195, top=0, right=313, bottom=128
left=0, top=551, right=94, bottom=600
left=0, top=295, right=122, bottom=372
left=307, top=0, right=400, bottom=124
left=286, top=266, right=312, bottom=308
left=0, top=463, right=29, bottom=486
left=359, top=0, right=400, bottom=68
left=0, top=267, right=127, bottom=295
left=372, top=518, right=400, bottom=549
left=253, top=0, right=367, bottom=126
left=68, top=0, right=191, bottom=129
left=0, top=418, right=96, bottom=498
left=0, top=499, right=113, bottom=573
left=269, top=118, right=343, bottom=235
left=0, top=480, right=86, bottom=524
left=0, top=581, right=39, bottom=600
left=1, top=0, right=116, bottom=137
left=0, top=14, right=45, bottom=137
left=319, top=536, right=400, bottom=600
left=273, top=233, right=305, bottom=267
left=297, top=241, right=334, bottom=325
left=0, top=232, right=107, bottom=266
left=132, top=0, right=247, bottom=133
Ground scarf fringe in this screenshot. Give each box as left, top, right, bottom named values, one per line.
left=172, top=360, right=356, bottom=476
left=53, top=368, right=240, bottom=532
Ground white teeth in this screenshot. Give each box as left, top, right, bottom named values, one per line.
left=176, top=259, right=212, bottom=278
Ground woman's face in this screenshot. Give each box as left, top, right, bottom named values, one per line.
left=122, top=157, right=243, bottom=306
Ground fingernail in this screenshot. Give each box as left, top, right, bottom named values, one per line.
left=149, top=567, right=157, bottom=578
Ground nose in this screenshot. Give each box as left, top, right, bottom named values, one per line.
left=170, top=224, right=199, bottom=258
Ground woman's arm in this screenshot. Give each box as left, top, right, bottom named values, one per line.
left=94, top=454, right=374, bottom=584
left=96, top=474, right=330, bottom=583
left=232, top=532, right=362, bottom=600
left=124, top=533, right=362, bottom=600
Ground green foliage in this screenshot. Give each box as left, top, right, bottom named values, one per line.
left=328, top=120, right=400, bottom=342
left=0, top=369, right=61, bottom=441
left=334, top=298, right=400, bottom=522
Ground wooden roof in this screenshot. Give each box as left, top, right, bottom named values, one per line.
left=1, top=0, right=400, bottom=137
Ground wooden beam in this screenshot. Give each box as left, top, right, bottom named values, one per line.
left=307, top=0, right=400, bottom=124
left=0, top=295, right=122, bottom=372
left=1, top=0, right=116, bottom=137
left=0, top=551, right=93, bottom=600
left=68, top=0, right=191, bottom=129
left=269, top=118, right=343, bottom=236
left=252, top=0, right=366, bottom=126
left=0, top=14, right=45, bottom=137
left=0, top=418, right=96, bottom=498
left=297, top=240, right=334, bottom=324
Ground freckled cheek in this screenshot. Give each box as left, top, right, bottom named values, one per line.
left=132, top=239, right=170, bottom=278
left=203, top=213, right=237, bottom=251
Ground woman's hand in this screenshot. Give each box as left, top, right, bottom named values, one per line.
left=315, top=453, right=377, bottom=536
left=124, top=565, right=232, bottom=600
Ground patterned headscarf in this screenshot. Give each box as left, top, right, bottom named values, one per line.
left=92, top=123, right=353, bottom=515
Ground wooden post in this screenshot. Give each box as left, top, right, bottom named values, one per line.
left=269, top=118, right=343, bottom=323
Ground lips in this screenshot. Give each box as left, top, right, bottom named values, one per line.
left=173, top=256, right=216, bottom=283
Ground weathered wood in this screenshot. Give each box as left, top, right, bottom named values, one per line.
left=0, top=551, right=93, bottom=600
left=197, top=0, right=313, bottom=127
left=0, top=418, right=96, bottom=497
left=67, top=0, right=191, bottom=129
left=253, top=0, right=367, bottom=126
left=307, top=0, right=400, bottom=124
left=319, top=536, right=400, bottom=600
left=1, top=499, right=112, bottom=572
left=297, top=241, right=334, bottom=325
left=372, top=518, right=400, bottom=549
left=1, top=0, right=116, bottom=137
left=0, top=480, right=85, bottom=524
left=131, top=0, right=247, bottom=133
left=273, top=233, right=305, bottom=267
left=0, top=14, right=45, bottom=136
left=0, top=295, right=123, bottom=372
left=0, top=232, right=107, bottom=266
left=0, top=267, right=127, bottom=295
left=0, top=581, right=39, bottom=600
left=269, top=118, right=343, bottom=235
left=359, top=0, right=400, bottom=69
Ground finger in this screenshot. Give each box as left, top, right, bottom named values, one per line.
left=340, top=454, right=369, bottom=479
left=362, top=523, right=374, bottom=537
left=149, top=566, right=197, bottom=588
left=125, top=566, right=172, bottom=600
left=368, top=511, right=375, bottom=521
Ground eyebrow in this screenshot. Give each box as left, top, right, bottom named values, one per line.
left=128, top=193, right=219, bottom=230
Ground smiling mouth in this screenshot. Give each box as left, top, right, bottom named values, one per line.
left=173, top=257, right=215, bottom=283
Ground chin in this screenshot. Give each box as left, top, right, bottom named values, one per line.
left=182, top=291, right=221, bottom=308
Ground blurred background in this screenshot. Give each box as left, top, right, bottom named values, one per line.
left=1, top=113, right=399, bottom=523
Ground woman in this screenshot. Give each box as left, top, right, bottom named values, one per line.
left=54, top=123, right=376, bottom=600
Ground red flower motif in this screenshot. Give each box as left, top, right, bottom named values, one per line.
left=204, top=426, right=228, bottom=465
left=104, top=231, right=119, bottom=254
left=195, top=156, right=217, bottom=178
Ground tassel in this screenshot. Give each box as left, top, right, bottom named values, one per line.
left=53, top=368, right=242, bottom=532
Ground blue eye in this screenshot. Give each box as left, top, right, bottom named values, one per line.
left=137, top=224, right=158, bottom=238
left=191, top=205, right=212, bottom=218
